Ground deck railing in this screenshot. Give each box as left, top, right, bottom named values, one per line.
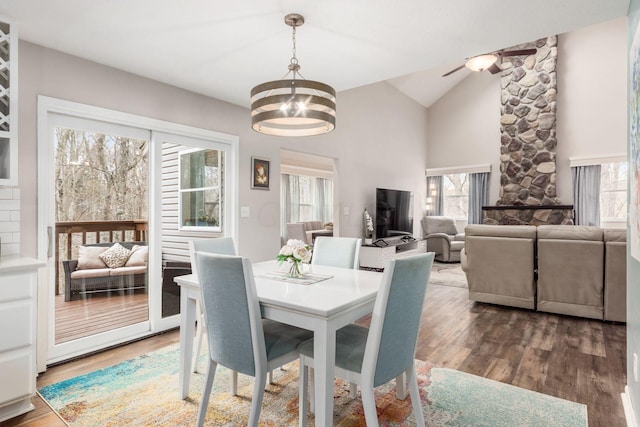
left=55, top=220, right=148, bottom=295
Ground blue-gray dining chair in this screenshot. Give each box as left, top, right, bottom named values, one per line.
left=298, top=252, right=434, bottom=427
left=194, top=252, right=313, bottom=427
left=188, top=238, right=237, bottom=375
left=311, top=236, right=362, bottom=269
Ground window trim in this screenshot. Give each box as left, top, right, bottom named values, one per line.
left=178, top=147, right=224, bottom=232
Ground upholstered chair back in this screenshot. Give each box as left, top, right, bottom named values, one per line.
left=189, top=237, right=236, bottom=274
left=195, top=253, right=264, bottom=376
left=365, top=252, right=434, bottom=387
left=311, top=236, right=362, bottom=269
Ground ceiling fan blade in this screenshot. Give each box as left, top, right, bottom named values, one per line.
left=488, top=63, right=502, bottom=74
left=500, top=48, right=537, bottom=57
left=442, top=64, right=466, bottom=77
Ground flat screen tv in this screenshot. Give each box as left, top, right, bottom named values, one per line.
left=375, top=188, right=413, bottom=239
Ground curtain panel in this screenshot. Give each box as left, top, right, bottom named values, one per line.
left=468, top=172, right=489, bottom=224
left=572, top=165, right=601, bottom=226
left=426, top=176, right=443, bottom=216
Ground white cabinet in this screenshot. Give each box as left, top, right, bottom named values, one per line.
left=359, top=239, right=427, bottom=270
left=0, top=256, right=44, bottom=422
left=0, top=17, right=18, bottom=186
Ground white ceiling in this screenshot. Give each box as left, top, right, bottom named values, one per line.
left=0, top=0, right=630, bottom=108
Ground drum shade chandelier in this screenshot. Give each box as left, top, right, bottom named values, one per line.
left=250, top=13, right=336, bottom=137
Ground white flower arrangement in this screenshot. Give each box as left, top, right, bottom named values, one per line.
left=363, top=209, right=374, bottom=239
left=277, top=239, right=312, bottom=277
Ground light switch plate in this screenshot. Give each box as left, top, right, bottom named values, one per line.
left=240, top=206, right=250, bottom=218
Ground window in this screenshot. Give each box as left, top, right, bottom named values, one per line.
left=600, top=162, right=627, bottom=222
left=443, top=173, right=469, bottom=219
left=282, top=174, right=333, bottom=223
left=179, top=148, right=223, bottom=231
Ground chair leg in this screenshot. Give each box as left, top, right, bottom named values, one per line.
left=248, top=373, right=267, bottom=427
left=407, top=366, right=425, bottom=427
left=196, top=359, right=217, bottom=427
left=395, top=371, right=407, bottom=399
left=360, top=386, right=379, bottom=427
left=231, top=370, right=238, bottom=396
left=349, top=382, right=358, bottom=398
left=267, top=370, right=273, bottom=384
left=299, top=356, right=309, bottom=426
left=309, top=367, right=315, bottom=414
left=193, top=307, right=204, bottom=373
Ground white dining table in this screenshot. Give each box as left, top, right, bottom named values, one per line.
left=174, top=260, right=383, bottom=427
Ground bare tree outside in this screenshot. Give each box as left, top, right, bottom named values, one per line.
left=600, top=162, right=627, bottom=220
left=55, top=128, right=149, bottom=222
left=443, top=173, right=469, bottom=218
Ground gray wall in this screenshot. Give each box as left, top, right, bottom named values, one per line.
left=18, top=41, right=428, bottom=263
left=628, top=0, right=640, bottom=421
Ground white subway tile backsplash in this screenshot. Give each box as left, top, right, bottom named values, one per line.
left=0, top=186, right=19, bottom=258
left=0, top=222, right=19, bottom=233
left=0, top=200, right=19, bottom=211
left=0, top=188, right=12, bottom=199
left=2, top=243, right=19, bottom=255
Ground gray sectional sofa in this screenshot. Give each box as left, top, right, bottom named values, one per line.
left=461, top=224, right=627, bottom=322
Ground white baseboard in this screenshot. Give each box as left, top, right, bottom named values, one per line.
left=623, top=386, right=638, bottom=427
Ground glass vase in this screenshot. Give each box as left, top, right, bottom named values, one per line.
left=288, top=260, right=303, bottom=278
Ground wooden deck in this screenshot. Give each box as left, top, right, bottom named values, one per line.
left=55, top=291, right=149, bottom=343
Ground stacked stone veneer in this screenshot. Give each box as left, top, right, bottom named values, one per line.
left=487, top=35, right=573, bottom=226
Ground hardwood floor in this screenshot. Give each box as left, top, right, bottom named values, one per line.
left=55, top=292, right=148, bottom=343
left=2, top=283, right=626, bottom=427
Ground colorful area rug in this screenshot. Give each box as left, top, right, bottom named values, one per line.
left=39, top=344, right=586, bottom=426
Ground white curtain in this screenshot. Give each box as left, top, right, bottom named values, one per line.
left=572, top=165, right=601, bottom=226
left=280, top=174, right=291, bottom=243
left=315, top=177, right=333, bottom=222
left=426, top=176, right=443, bottom=216
left=468, top=172, right=489, bottom=224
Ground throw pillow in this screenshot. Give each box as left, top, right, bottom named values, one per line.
left=77, top=246, right=108, bottom=270
left=99, top=243, right=132, bottom=268
left=125, top=245, right=148, bottom=267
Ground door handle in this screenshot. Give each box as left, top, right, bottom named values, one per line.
left=47, top=226, right=53, bottom=258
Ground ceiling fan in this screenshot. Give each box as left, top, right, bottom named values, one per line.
left=442, top=48, right=537, bottom=77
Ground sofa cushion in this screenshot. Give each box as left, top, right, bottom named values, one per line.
left=99, top=243, right=132, bottom=268
left=537, top=225, right=602, bottom=241
left=70, top=268, right=112, bottom=279
left=465, top=224, right=537, bottom=239
left=77, top=246, right=108, bottom=270
left=110, top=266, right=148, bottom=276
left=604, top=229, right=626, bottom=243
left=125, top=245, right=149, bottom=267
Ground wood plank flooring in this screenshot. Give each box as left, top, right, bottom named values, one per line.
left=55, top=292, right=148, bottom=343
left=2, top=283, right=627, bottom=427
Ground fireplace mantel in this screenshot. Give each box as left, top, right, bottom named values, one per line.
left=482, top=204, right=574, bottom=226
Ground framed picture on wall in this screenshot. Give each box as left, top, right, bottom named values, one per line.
left=251, top=157, right=270, bottom=190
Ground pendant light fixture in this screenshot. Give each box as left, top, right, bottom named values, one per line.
left=250, top=13, right=336, bottom=137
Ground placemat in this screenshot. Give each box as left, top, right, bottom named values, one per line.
left=256, top=271, right=333, bottom=285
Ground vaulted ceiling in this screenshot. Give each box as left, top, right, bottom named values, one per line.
left=0, top=0, right=630, bottom=108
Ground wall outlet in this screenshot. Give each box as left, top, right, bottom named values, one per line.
left=634, top=353, right=639, bottom=382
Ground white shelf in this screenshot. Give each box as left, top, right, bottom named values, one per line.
left=359, top=238, right=427, bottom=270
left=0, top=17, right=18, bottom=186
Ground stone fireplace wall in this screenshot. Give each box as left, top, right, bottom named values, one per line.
left=486, top=35, right=573, bottom=226
left=498, top=35, right=560, bottom=207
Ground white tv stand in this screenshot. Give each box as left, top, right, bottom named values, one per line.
left=359, top=237, right=427, bottom=270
